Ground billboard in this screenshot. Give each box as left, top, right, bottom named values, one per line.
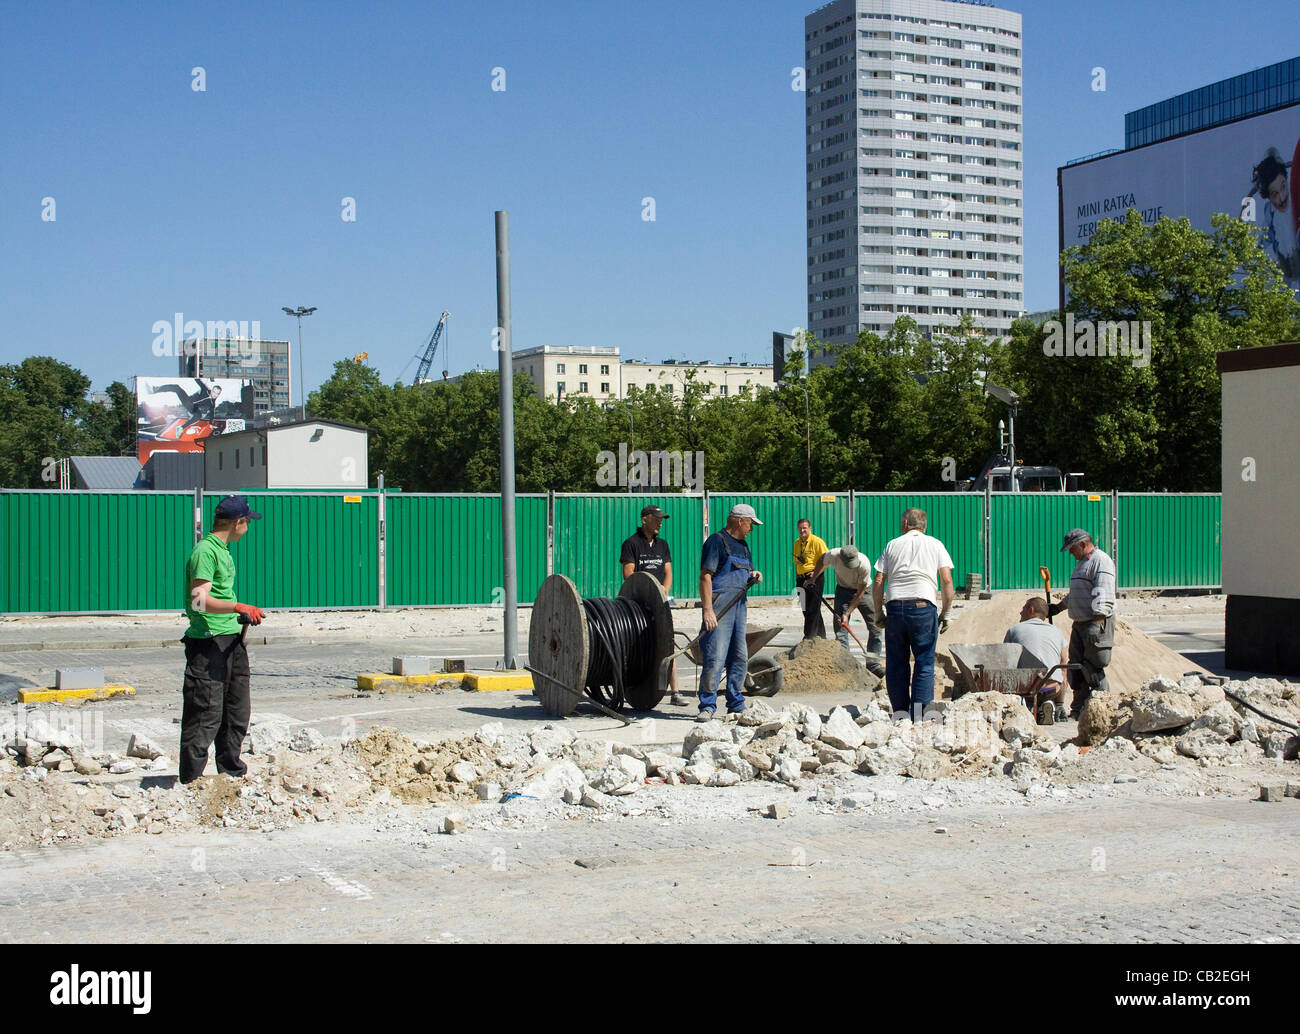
left=1060, top=104, right=1299, bottom=302
left=135, top=377, right=254, bottom=463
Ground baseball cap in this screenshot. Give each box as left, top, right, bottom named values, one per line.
left=640, top=505, right=669, bottom=520
left=215, top=495, right=263, bottom=521
left=1060, top=528, right=1090, bottom=551
left=728, top=503, right=763, bottom=525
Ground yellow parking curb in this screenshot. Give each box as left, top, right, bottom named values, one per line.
left=18, top=685, right=136, bottom=704
left=465, top=671, right=533, bottom=692
left=356, top=672, right=469, bottom=692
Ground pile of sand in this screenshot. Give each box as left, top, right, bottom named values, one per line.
left=937, top=593, right=1208, bottom=697
left=780, top=637, right=882, bottom=695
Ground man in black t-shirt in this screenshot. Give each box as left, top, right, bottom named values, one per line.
left=620, top=506, right=687, bottom=706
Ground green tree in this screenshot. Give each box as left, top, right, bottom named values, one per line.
left=1035, top=211, right=1300, bottom=489
left=0, top=357, right=92, bottom=487
left=80, top=381, right=137, bottom=458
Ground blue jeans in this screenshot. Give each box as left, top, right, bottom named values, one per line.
left=698, top=595, right=747, bottom=714
left=833, top=586, right=882, bottom=653
left=885, top=600, right=938, bottom=718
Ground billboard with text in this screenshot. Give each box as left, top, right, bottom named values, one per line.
left=1059, top=104, right=1299, bottom=303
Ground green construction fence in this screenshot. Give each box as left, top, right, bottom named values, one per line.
left=0, top=489, right=1222, bottom=613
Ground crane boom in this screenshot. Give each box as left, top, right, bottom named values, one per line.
left=415, top=312, right=450, bottom=384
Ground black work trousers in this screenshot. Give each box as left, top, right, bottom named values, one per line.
left=180, top=634, right=251, bottom=783
left=797, top=573, right=826, bottom=640
left=1068, top=616, right=1114, bottom=710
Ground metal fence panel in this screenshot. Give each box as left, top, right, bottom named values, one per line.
left=554, top=494, right=705, bottom=599
left=706, top=493, right=851, bottom=598
left=1118, top=494, right=1221, bottom=588
left=201, top=492, right=379, bottom=608
left=854, top=493, right=986, bottom=590
left=386, top=495, right=547, bottom=606
left=991, top=492, right=1113, bottom=591
left=0, top=490, right=193, bottom=613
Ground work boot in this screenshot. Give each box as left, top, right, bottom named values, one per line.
left=695, top=710, right=716, bottom=723
left=669, top=692, right=689, bottom=707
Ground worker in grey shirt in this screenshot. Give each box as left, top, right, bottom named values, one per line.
left=1047, top=528, right=1116, bottom=718
left=1004, top=597, right=1069, bottom=724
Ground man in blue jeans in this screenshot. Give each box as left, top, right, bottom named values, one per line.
left=696, top=504, right=764, bottom=720
left=871, top=508, right=955, bottom=719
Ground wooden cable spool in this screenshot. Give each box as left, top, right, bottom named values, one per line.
left=528, top=572, right=674, bottom=717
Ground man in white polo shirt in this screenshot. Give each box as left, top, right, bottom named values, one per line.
left=871, top=508, right=955, bottom=718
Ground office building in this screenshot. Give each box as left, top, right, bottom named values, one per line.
left=804, top=0, right=1025, bottom=351
left=179, top=337, right=293, bottom=414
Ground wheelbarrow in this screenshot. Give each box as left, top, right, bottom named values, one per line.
left=676, top=625, right=786, bottom=697
left=949, top=643, right=1080, bottom=724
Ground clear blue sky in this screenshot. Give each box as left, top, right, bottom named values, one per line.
left=1, top=0, right=1293, bottom=396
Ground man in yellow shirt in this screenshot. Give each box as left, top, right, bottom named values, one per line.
left=792, top=518, right=828, bottom=641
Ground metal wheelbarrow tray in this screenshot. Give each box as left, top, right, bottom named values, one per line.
left=949, top=643, right=1077, bottom=700
left=677, top=625, right=785, bottom=697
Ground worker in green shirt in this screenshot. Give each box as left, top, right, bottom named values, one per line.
left=180, top=495, right=266, bottom=784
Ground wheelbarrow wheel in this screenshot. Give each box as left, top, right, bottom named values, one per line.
left=743, top=656, right=784, bottom=698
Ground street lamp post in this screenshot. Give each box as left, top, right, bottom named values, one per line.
left=281, top=305, right=317, bottom=412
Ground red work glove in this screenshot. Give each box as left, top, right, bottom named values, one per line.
left=234, top=603, right=266, bottom=625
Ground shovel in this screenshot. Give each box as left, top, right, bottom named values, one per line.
left=657, top=573, right=759, bottom=687
left=1038, top=565, right=1053, bottom=623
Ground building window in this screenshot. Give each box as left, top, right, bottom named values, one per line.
left=600, top=382, right=610, bottom=393
left=557, top=381, right=566, bottom=393
left=250, top=447, right=255, bottom=466
left=557, top=363, right=566, bottom=374
left=578, top=382, right=588, bottom=393
left=579, top=364, right=587, bottom=374
left=600, top=365, right=609, bottom=375
left=235, top=450, right=240, bottom=469
left=720, top=385, right=729, bottom=396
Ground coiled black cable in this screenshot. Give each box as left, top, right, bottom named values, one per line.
left=582, top=596, right=655, bottom=710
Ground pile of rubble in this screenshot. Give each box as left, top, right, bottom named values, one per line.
left=1077, top=674, right=1300, bottom=762
left=0, top=714, right=373, bottom=849
left=343, top=676, right=1299, bottom=812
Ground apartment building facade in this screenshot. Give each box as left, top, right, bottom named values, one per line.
left=805, top=0, right=1024, bottom=351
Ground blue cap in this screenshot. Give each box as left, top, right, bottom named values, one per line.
left=215, top=495, right=262, bottom=521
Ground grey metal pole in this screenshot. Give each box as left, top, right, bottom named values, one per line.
left=496, top=211, right=519, bottom=670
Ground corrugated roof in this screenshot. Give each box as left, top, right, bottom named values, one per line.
left=69, top=456, right=143, bottom=490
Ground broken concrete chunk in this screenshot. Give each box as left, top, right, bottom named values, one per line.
left=766, top=802, right=789, bottom=820
left=443, top=814, right=467, bottom=834
left=821, top=708, right=866, bottom=751
left=1130, top=690, right=1197, bottom=734
left=289, top=728, right=326, bottom=753
left=127, top=734, right=165, bottom=761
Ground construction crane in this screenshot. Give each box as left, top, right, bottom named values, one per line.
left=415, top=312, right=450, bottom=384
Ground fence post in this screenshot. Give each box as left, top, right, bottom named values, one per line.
left=702, top=490, right=709, bottom=541
left=847, top=489, right=855, bottom=546
left=193, top=488, right=202, bottom=545
left=377, top=474, right=386, bottom=610
left=983, top=481, right=992, bottom=591
left=1111, top=488, right=1120, bottom=589
left=546, top=491, right=554, bottom=577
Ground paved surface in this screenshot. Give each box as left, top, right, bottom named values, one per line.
left=6, top=596, right=1293, bottom=944
left=1, top=794, right=1295, bottom=943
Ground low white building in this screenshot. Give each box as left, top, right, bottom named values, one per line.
left=203, top=419, right=370, bottom=490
